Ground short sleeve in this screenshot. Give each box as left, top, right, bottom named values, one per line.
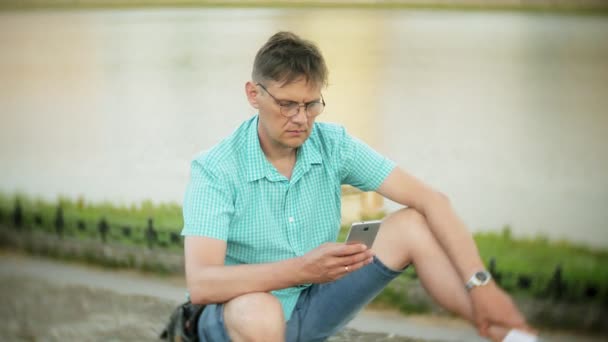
left=181, top=159, right=234, bottom=240
left=339, top=130, right=396, bottom=191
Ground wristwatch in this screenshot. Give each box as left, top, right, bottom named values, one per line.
left=465, top=270, right=492, bottom=291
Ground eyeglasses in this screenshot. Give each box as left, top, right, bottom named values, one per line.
left=257, top=83, right=325, bottom=118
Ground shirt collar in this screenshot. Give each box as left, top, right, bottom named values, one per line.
left=245, top=115, right=322, bottom=183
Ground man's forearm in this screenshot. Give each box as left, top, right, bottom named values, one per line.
left=188, top=257, right=304, bottom=305
left=422, top=195, right=486, bottom=282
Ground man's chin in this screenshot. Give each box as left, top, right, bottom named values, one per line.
left=284, top=142, right=305, bottom=149
left=282, top=134, right=310, bottom=149
left=282, top=138, right=307, bottom=149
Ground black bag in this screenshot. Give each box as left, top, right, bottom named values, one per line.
left=159, top=301, right=205, bottom=342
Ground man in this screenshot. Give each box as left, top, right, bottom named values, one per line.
left=182, top=31, right=532, bottom=342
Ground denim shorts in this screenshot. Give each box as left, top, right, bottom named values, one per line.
left=197, top=256, right=407, bottom=342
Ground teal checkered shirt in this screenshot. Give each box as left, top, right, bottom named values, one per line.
left=182, top=115, right=395, bottom=320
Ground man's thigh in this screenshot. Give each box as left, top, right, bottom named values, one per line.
left=198, top=304, right=231, bottom=342
left=196, top=256, right=406, bottom=342
left=286, top=256, right=407, bottom=342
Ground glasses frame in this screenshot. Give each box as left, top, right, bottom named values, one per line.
left=256, top=82, right=326, bottom=118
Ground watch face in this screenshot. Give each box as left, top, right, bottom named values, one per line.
left=476, top=271, right=488, bottom=282
left=466, top=271, right=492, bottom=291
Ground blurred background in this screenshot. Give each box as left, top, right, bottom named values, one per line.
left=1, top=2, right=607, bottom=246
left=0, top=1, right=607, bottom=340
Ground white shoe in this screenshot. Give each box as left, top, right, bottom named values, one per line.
left=502, top=329, right=538, bottom=342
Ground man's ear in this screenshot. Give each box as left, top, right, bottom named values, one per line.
left=245, top=81, right=260, bottom=109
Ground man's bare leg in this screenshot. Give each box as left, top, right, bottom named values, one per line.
left=223, top=292, right=285, bottom=342
left=372, top=208, right=509, bottom=341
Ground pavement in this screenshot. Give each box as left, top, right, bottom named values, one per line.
left=0, top=252, right=602, bottom=342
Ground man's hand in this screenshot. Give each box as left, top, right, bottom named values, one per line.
left=297, top=243, right=374, bottom=284
left=470, top=282, right=532, bottom=339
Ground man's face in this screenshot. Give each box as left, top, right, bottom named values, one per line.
left=251, top=77, right=323, bottom=152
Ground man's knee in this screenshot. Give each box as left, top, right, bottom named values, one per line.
left=373, top=208, right=430, bottom=269
left=391, top=207, right=426, bottom=224
left=223, top=292, right=285, bottom=342
left=381, top=207, right=429, bottom=241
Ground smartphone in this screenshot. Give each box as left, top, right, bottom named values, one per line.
left=345, top=220, right=381, bottom=249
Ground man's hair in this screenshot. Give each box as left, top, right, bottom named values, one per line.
left=252, top=31, right=328, bottom=88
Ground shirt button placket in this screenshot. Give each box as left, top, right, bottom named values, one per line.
left=284, top=185, right=301, bottom=256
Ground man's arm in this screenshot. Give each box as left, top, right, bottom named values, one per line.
left=185, top=236, right=373, bottom=305
left=185, top=236, right=299, bottom=304
left=376, top=167, right=484, bottom=281
left=376, top=167, right=529, bottom=335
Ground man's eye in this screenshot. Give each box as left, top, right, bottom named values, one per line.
left=279, top=102, right=298, bottom=108
left=307, top=102, right=322, bottom=109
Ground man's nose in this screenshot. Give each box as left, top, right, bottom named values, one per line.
left=290, top=105, right=309, bottom=124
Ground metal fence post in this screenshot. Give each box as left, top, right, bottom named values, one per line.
left=98, top=217, right=109, bottom=243
left=54, top=206, right=64, bottom=238
left=12, top=199, right=23, bottom=229
left=145, top=217, right=157, bottom=248
left=546, top=264, right=565, bottom=299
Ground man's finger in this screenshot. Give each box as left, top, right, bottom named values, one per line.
left=331, top=249, right=372, bottom=268
left=336, top=256, right=374, bottom=279
left=502, top=309, right=528, bottom=330
left=333, top=243, right=367, bottom=256
left=476, top=319, right=490, bottom=337
left=349, top=249, right=373, bottom=264
left=347, top=257, right=374, bottom=273
left=512, top=320, right=536, bottom=335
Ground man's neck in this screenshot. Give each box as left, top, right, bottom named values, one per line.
left=257, top=124, right=297, bottom=162
left=258, top=136, right=297, bottom=179
left=263, top=145, right=296, bottom=163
